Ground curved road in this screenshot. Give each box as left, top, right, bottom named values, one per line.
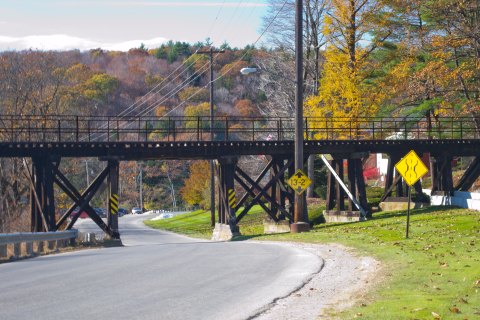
left=0, top=214, right=321, bottom=320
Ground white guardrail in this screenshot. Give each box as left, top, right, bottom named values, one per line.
left=0, top=230, right=78, bottom=260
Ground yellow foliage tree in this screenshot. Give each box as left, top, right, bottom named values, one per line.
left=180, top=161, right=211, bottom=209
left=306, top=0, right=387, bottom=139
left=306, top=46, right=383, bottom=139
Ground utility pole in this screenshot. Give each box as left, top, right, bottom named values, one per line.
left=291, top=0, right=310, bottom=233
left=138, top=163, right=143, bottom=211
left=198, top=47, right=225, bottom=227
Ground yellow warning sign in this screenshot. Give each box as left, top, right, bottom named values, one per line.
left=110, top=194, right=119, bottom=215
left=395, top=150, right=428, bottom=186
left=228, top=189, right=236, bottom=209
left=287, top=169, right=312, bottom=195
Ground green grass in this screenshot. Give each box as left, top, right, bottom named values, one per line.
left=144, top=209, right=213, bottom=239
left=145, top=206, right=480, bottom=319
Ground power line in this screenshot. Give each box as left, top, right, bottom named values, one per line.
left=102, top=0, right=289, bottom=135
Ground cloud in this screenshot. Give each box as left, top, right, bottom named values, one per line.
left=0, top=35, right=169, bottom=52
left=61, top=1, right=268, bottom=8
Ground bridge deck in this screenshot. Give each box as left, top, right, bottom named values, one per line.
left=1, top=139, right=479, bottom=159
left=1, top=115, right=479, bottom=159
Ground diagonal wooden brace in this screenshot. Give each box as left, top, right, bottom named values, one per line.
left=235, top=167, right=292, bottom=221
left=236, top=158, right=293, bottom=222
left=54, top=166, right=119, bottom=239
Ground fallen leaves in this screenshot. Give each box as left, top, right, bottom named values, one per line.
left=449, top=306, right=460, bottom=313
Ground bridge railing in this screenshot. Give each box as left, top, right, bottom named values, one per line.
left=0, top=115, right=478, bottom=143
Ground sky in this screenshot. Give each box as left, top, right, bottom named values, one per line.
left=0, top=0, right=269, bottom=51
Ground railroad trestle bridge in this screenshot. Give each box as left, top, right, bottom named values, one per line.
left=1, top=115, right=480, bottom=238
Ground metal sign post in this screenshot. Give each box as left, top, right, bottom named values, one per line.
left=394, top=150, right=428, bottom=238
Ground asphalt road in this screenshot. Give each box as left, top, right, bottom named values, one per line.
left=0, top=214, right=321, bottom=320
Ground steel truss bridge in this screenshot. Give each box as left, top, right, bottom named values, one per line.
left=1, top=115, right=480, bottom=239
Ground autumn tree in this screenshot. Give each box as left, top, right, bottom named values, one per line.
left=306, top=0, right=391, bottom=138
left=178, top=86, right=209, bottom=103
left=234, top=99, right=260, bottom=117
left=424, top=0, right=480, bottom=129
left=180, top=161, right=211, bottom=209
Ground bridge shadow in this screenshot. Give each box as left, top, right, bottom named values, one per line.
left=232, top=205, right=463, bottom=241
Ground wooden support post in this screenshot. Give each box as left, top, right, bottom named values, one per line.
left=347, top=159, right=356, bottom=211
left=355, top=159, right=369, bottom=216
left=43, top=159, right=56, bottom=231
left=384, top=156, right=394, bottom=198
left=430, top=156, right=440, bottom=192
left=396, top=176, right=404, bottom=197
left=326, top=160, right=336, bottom=211
left=30, top=158, right=57, bottom=232
left=30, top=159, right=44, bottom=232
left=431, top=155, right=454, bottom=193
left=443, top=156, right=454, bottom=192
left=216, top=158, right=239, bottom=232
left=383, top=154, right=401, bottom=199
left=269, top=161, right=278, bottom=219
left=107, top=159, right=120, bottom=238
left=335, top=159, right=345, bottom=211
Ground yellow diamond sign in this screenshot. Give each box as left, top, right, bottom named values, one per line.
left=395, top=150, right=429, bottom=186
left=287, top=169, right=312, bottom=195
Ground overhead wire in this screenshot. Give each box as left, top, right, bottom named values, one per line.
left=95, top=0, right=287, bottom=140
left=115, top=0, right=231, bottom=119
left=165, top=0, right=289, bottom=115
left=137, top=0, right=274, bottom=118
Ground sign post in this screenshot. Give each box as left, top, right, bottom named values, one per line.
left=394, top=150, right=428, bottom=238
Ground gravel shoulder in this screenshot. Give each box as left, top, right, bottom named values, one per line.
left=251, top=241, right=382, bottom=320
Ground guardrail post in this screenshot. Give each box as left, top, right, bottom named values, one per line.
left=13, top=243, right=21, bottom=258
left=0, top=244, right=7, bottom=258
left=37, top=241, right=44, bottom=253
left=48, top=240, right=56, bottom=251
left=26, top=242, right=33, bottom=255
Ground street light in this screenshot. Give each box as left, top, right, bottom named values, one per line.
left=240, top=67, right=258, bottom=75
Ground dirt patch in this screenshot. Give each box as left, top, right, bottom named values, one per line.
left=252, top=242, right=382, bottom=320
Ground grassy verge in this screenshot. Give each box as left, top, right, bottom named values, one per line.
left=145, top=206, right=480, bottom=319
